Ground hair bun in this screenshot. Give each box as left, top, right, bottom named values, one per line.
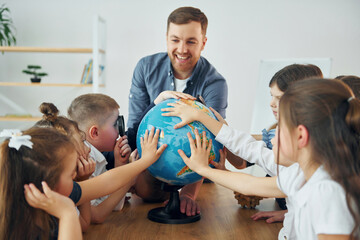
left=39, top=102, right=59, bottom=122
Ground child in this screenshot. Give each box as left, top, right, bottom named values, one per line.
left=35, top=102, right=130, bottom=229
left=262, top=63, right=323, bottom=149
left=163, top=78, right=360, bottom=239
left=0, top=126, right=166, bottom=239
left=35, top=102, right=95, bottom=232
left=219, top=64, right=323, bottom=238
left=34, top=103, right=96, bottom=183
left=226, top=63, right=323, bottom=169
left=0, top=128, right=82, bottom=240
left=67, top=94, right=135, bottom=223
left=69, top=92, right=202, bottom=217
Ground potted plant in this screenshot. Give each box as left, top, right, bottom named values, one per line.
left=0, top=4, right=16, bottom=48
left=22, top=65, right=48, bottom=83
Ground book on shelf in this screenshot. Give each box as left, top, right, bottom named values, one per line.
left=84, top=59, right=93, bottom=84
left=80, top=59, right=92, bottom=84
left=87, top=64, right=104, bottom=84
left=80, top=64, right=87, bottom=84
left=80, top=59, right=105, bottom=84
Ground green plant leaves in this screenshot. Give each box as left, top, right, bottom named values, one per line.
left=27, top=65, right=41, bottom=69
left=0, top=4, right=16, bottom=47
left=22, top=66, right=48, bottom=78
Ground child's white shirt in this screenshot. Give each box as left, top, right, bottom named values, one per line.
left=215, top=124, right=283, bottom=176
left=278, top=164, right=354, bottom=239
left=85, top=141, right=108, bottom=177
left=85, top=141, right=126, bottom=210
left=84, top=141, right=109, bottom=206
left=216, top=124, right=294, bottom=240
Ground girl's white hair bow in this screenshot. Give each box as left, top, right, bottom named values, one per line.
left=0, top=129, right=33, bottom=150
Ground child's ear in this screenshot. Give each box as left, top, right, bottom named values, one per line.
left=88, top=125, right=99, bottom=140
left=297, top=125, right=309, bottom=149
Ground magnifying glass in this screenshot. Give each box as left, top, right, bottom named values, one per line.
left=116, top=115, right=125, bottom=137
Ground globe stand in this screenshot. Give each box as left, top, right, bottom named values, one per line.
left=147, top=183, right=201, bottom=224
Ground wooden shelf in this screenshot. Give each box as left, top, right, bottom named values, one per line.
left=0, top=46, right=105, bottom=54
left=0, top=82, right=105, bottom=87
left=0, top=15, right=106, bottom=124
left=0, top=116, right=42, bottom=122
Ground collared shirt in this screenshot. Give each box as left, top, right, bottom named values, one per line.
left=85, top=141, right=109, bottom=206
left=278, top=165, right=354, bottom=239
left=216, top=124, right=293, bottom=240
left=127, top=52, right=228, bottom=129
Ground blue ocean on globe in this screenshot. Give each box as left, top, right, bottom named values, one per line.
left=136, top=99, right=223, bottom=185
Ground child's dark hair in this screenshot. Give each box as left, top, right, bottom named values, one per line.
left=0, top=127, right=75, bottom=240
left=269, top=64, right=323, bottom=91
left=279, top=78, right=360, bottom=237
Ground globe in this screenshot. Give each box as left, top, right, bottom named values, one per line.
left=136, top=99, right=223, bottom=186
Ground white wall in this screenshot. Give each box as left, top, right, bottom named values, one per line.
left=1, top=0, right=360, bottom=133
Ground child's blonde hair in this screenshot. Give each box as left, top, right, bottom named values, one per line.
left=68, top=93, right=119, bottom=131
left=0, top=128, right=75, bottom=239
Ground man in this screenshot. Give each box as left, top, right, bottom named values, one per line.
left=127, top=6, right=228, bottom=217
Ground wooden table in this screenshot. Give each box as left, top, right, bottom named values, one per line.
left=83, top=183, right=282, bottom=240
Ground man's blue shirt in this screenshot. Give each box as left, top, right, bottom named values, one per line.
left=127, top=52, right=228, bottom=129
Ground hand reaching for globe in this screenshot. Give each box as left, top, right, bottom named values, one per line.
left=210, top=148, right=228, bottom=171
left=140, top=127, right=167, bottom=164
left=162, top=100, right=201, bottom=129
left=178, top=129, right=213, bottom=174
left=154, top=91, right=196, bottom=105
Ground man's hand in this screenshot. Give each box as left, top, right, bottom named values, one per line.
left=154, top=91, right=196, bottom=105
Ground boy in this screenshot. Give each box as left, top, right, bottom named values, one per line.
left=68, top=93, right=133, bottom=223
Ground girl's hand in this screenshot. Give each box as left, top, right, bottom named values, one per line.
left=210, top=148, right=227, bottom=171
left=76, top=156, right=96, bottom=181
left=114, top=135, right=131, bottom=167
left=154, top=91, right=196, bottom=105
left=161, top=101, right=200, bottom=129
left=24, top=181, right=76, bottom=219
left=178, top=130, right=212, bottom=173
left=209, top=107, right=228, bottom=126
left=140, top=127, right=167, bottom=163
